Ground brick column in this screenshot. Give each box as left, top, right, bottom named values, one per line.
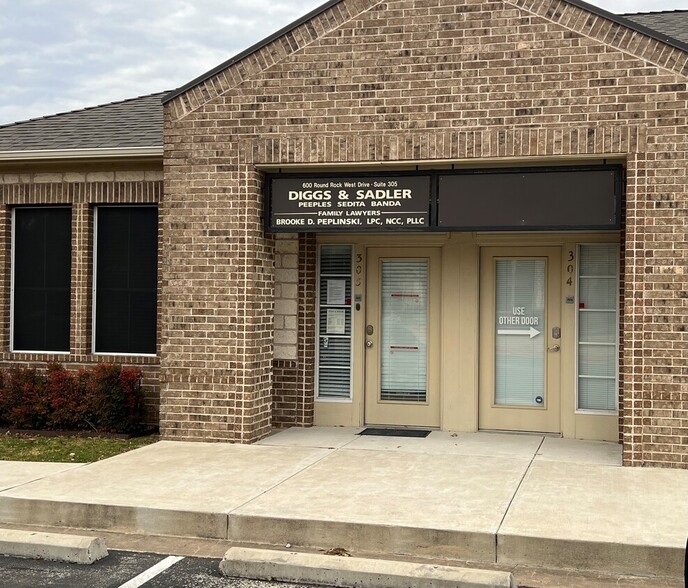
left=621, top=155, right=646, bottom=466
left=0, top=200, right=9, bottom=352
left=71, top=199, right=92, bottom=356
left=271, top=233, right=316, bottom=428
left=296, top=233, right=317, bottom=426
left=159, top=157, right=275, bottom=443
left=272, top=233, right=300, bottom=426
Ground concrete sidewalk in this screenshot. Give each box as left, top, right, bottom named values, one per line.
left=0, top=428, right=685, bottom=579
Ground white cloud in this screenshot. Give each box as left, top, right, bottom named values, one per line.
left=0, top=0, right=326, bottom=124
left=598, top=0, right=686, bottom=12
left=0, top=0, right=686, bottom=125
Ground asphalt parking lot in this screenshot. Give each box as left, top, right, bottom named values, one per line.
left=0, top=546, right=684, bottom=588
left=0, top=550, right=319, bottom=588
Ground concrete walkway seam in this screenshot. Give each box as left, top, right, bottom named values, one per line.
left=220, top=546, right=517, bottom=588
left=0, top=528, right=108, bottom=564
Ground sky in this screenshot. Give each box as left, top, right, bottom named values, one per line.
left=0, top=0, right=686, bottom=126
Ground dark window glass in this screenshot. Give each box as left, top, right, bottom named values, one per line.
left=13, top=207, right=71, bottom=351
left=95, top=207, right=158, bottom=354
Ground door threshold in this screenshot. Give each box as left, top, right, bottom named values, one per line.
left=478, top=428, right=562, bottom=437
left=359, top=427, right=433, bottom=438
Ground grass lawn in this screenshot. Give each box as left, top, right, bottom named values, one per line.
left=0, top=434, right=159, bottom=463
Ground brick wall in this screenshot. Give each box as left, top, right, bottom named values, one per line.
left=165, top=0, right=688, bottom=466
left=0, top=170, right=163, bottom=422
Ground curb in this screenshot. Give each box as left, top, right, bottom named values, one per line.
left=0, top=528, right=108, bottom=564
left=220, top=547, right=517, bottom=588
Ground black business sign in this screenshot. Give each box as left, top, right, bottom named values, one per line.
left=437, top=169, right=620, bottom=230
left=268, top=175, right=431, bottom=232
left=266, top=166, right=622, bottom=233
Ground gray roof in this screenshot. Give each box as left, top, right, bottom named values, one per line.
left=624, top=10, right=688, bottom=45
left=0, top=92, right=165, bottom=152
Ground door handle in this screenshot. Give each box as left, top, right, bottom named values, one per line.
left=548, top=344, right=560, bottom=352
left=366, top=340, right=373, bottom=348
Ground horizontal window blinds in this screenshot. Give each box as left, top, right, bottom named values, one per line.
left=494, top=259, right=545, bottom=406
left=380, top=259, right=428, bottom=402
left=317, top=245, right=352, bottom=400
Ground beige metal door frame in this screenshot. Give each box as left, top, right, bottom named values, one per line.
left=479, top=246, right=562, bottom=433
left=364, top=247, right=441, bottom=427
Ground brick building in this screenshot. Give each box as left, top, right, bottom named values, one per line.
left=0, top=93, right=165, bottom=419
left=1, top=2, right=688, bottom=468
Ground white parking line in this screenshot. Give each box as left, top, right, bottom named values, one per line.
left=117, top=555, right=185, bottom=588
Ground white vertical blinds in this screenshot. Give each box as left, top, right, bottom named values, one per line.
left=577, top=244, right=619, bottom=411
left=494, top=259, right=546, bottom=406
left=380, top=259, right=428, bottom=402
left=317, top=245, right=353, bottom=400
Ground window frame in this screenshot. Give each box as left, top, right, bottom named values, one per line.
left=10, top=206, right=72, bottom=355
left=91, top=204, right=158, bottom=357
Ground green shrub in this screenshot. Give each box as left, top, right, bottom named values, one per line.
left=0, top=363, right=145, bottom=433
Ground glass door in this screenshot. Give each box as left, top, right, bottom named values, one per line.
left=364, top=248, right=441, bottom=427
left=479, top=247, right=561, bottom=433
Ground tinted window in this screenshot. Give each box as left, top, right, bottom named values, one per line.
left=95, top=207, right=157, bottom=354
left=13, top=207, right=71, bottom=352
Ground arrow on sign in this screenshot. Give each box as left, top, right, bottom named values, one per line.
left=497, top=327, right=541, bottom=339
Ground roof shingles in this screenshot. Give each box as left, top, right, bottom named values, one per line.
left=624, top=10, right=688, bottom=45
left=0, top=92, right=165, bottom=152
